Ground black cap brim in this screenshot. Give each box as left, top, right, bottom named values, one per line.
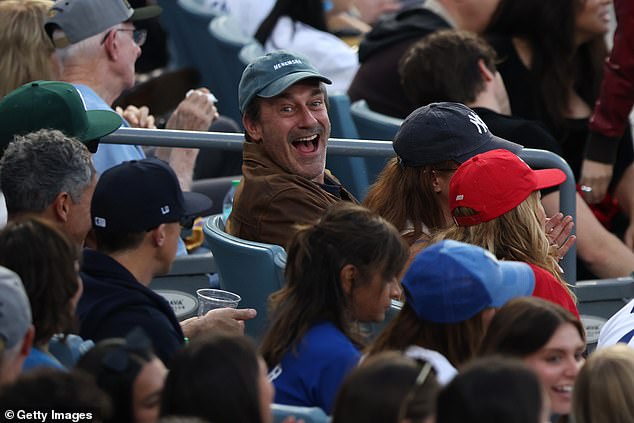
left=182, top=191, right=214, bottom=219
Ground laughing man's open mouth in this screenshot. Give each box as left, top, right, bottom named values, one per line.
left=292, top=134, right=319, bottom=154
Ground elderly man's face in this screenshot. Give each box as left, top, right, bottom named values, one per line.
left=245, top=80, right=331, bottom=184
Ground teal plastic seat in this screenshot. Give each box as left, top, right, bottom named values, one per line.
left=202, top=214, right=286, bottom=340
left=350, top=99, right=403, bottom=141
left=326, top=93, right=371, bottom=200
left=156, top=0, right=223, bottom=70
left=208, top=14, right=257, bottom=124
left=335, top=99, right=402, bottom=199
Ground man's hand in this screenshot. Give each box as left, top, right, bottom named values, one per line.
left=545, top=212, right=576, bottom=259
left=180, top=307, right=257, bottom=339
left=115, top=105, right=156, bottom=129
left=579, top=159, right=613, bottom=204
left=165, top=88, right=219, bottom=132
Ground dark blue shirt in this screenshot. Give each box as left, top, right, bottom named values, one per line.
left=78, top=249, right=184, bottom=366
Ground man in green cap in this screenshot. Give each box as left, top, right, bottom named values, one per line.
left=0, top=80, right=122, bottom=154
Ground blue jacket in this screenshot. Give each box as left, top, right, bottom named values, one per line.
left=269, top=321, right=361, bottom=413
left=77, top=249, right=184, bottom=366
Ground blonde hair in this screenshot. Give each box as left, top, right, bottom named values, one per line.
left=432, top=191, right=575, bottom=300
left=0, top=0, right=56, bottom=97
left=573, top=344, right=634, bottom=423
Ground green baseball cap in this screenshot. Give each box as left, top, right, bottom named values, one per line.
left=0, top=81, right=123, bottom=154
left=45, top=0, right=161, bottom=48
left=238, top=50, right=332, bottom=113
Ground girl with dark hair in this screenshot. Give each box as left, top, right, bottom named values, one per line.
left=436, top=356, right=547, bottom=423
left=479, top=297, right=586, bottom=421
left=160, top=333, right=273, bottom=423
left=332, top=351, right=439, bottom=423
left=0, top=217, right=83, bottom=371
left=77, top=328, right=167, bottom=423
left=260, top=202, right=409, bottom=413
left=485, top=0, right=634, bottom=256
left=254, top=0, right=359, bottom=91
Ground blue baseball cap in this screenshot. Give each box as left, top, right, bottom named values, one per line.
left=238, top=50, right=331, bottom=113
left=91, top=158, right=213, bottom=232
left=402, top=240, right=535, bottom=323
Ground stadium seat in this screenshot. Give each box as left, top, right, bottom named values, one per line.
left=203, top=214, right=286, bottom=340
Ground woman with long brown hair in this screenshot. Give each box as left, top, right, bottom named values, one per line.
left=364, top=102, right=522, bottom=248
left=260, top=202, right=408, bottom=413
left=485, top=0, right=634, bottom=258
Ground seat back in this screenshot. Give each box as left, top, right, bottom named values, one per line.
left=271, top=404, right=330, bottom=423
left=326, top=93, right=371, bottom=199
left=343, top=99, right=402, bottom=199
left=156, top=0, right=229, bottom=97
left=575, top=277, right=634, bottom=352
left=350, top=99, right=402, bottom=141
left=203, top=215, right=286, bottom=339
left=156, top=0, right=222, bottom=69
left=208, top=14, right=256, bottom=124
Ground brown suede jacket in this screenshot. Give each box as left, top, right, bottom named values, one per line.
left=226, top=142, right=358, bottom=249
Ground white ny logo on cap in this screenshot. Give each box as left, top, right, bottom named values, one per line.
left=468, top=112, right=489, bottom=134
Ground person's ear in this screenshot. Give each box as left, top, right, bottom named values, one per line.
left=477, top=58, right=495, bottom=82
left=340, top=264, right=357, bottom=295
left=243, top=113, right=263, bottom=143
left=52, top=192, right=72, bottom=223
left=102, top=29, right=118, bottom=61
left=19, top=325, right=35, bottom=358
left=150, top=224, right=167, bottom=247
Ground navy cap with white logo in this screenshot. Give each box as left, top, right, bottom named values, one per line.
left=91, top=158, right=212, bottom=232
left=393, top=102, right=523, bottom=167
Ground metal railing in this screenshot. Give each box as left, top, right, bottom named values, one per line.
left=103, top=127, right=577, bottom=282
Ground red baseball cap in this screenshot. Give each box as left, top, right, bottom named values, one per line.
left=450, top=149, right=566, bottom=226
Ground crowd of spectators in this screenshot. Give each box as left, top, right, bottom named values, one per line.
left=3, top=0, right=634, bottom=422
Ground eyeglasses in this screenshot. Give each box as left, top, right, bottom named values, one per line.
left=397, top=361, right=434, bottom=422
left=100, top=28, right=147, bottom=47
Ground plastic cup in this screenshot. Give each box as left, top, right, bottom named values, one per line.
left=196, top=288, right=241, bottom=316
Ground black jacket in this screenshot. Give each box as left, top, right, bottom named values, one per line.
left=78, top=249, right=184, bottom=366
left=348, top=8, right=450, bottom=118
